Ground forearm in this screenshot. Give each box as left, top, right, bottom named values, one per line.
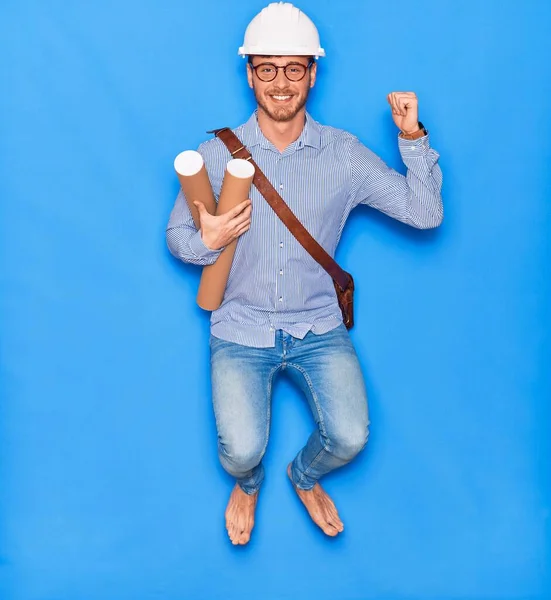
left=397, top=134, right=443, bottom=228
left=166, top=227, right=222, bottom=266
left=166, top=189, right=222, bottom=266
left=351, top=134, right=443, bottom=229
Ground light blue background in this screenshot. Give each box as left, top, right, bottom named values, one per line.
left=1, top=1, right=549, bottom=599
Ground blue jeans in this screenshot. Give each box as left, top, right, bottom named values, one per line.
left=210, top=324, right=370, bottom=494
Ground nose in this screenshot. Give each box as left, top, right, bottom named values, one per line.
left=273, top=66, right=289, bottom=86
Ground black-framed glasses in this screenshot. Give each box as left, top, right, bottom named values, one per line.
left=249, top=60, right=314, bottom=82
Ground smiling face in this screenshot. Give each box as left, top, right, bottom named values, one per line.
left=247, top=55, right=317, bottom=123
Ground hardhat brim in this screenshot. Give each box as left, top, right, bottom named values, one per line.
left=238, top=45, right=325, bottom=58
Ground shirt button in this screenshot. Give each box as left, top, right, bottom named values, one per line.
left=279, top=242, right=283, bottom=248
left=278, top=297, right=283, bottom=302
left=410, top=146, right=416, bottom=150
left=279, top=184, right=284, bottom=190
left=279, top=270, right=283, bottom=275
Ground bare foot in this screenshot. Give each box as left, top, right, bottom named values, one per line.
left=287, top=464, right=344, bottom=537
left=225, top=484, right=259, bottom=545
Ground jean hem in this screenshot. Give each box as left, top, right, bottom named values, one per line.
left=293, top=480, right=316, bottom=491
left=237, top=481, right=261, bottom=495
left=291, top=456, right=323, bottom=491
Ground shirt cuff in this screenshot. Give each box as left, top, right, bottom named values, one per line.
left=189, top=230, right=223, bottom=260
left=398, top=133, right=430, bottom=157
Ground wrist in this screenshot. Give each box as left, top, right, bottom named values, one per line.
left=399, top=121, right=427, bottom=140
left=201, top=231, right=218, bottom=251
left=189, top=230, right=223, bottom=259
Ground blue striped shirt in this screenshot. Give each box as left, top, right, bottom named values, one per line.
left=166, top=111, right=443, bottom=347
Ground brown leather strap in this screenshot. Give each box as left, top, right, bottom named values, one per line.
left=208, top=127, right=352, bottom=292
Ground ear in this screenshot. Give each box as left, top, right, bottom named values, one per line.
left=309, top=61, right=317, bottom=89
left=246, top=62, right=254, bottom=89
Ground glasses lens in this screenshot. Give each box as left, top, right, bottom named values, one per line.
left=285, top=64, right=307, bottom=81
left=255, top=64, right=277, bottom=81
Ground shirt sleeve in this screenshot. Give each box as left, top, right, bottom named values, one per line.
left=165, top=189, right=223, bottom=267
left=349, top=133, right=444, bottom=229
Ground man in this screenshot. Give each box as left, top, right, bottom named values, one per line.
left=166, top=2, right=443, bottom=545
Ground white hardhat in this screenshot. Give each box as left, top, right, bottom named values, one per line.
left=238, top=2, right=325, bottom=59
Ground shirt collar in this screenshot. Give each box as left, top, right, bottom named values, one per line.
left=240, top=110, right=322, bottom=151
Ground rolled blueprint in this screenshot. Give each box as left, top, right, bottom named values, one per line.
left=174, top=150, right=216, bottom=228
left=196, top=158, right=255, bottom=311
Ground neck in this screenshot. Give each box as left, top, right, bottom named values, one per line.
left=256, top=107, right=306, bottom=153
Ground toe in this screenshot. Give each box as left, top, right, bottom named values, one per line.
left=238, top=530, right=251, bottom=545
left=311, top=511, right=339, bottom=537
left=227, top=522, right=240, bottom=545
left=329, top=515, right=344, bottom=533
left=331, top=520, right=344, bottom=533
left=322, top=523, right=340, bottom=536
left=329, top=508, right=343, bottom=529
left=243, top=517, right=255, bottom=544
left=226, top=525, right=234, bottom=543
left=232, top=532, right=242, bottom=545
left=322, top=504, right=343, bottom=534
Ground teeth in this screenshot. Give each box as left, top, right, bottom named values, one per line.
left=272, top=95, right=291, bottom=100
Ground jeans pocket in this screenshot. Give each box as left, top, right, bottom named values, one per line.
left=209, top=334, right=234, bottom=355
left=323, top=322, right=355, bottom=352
